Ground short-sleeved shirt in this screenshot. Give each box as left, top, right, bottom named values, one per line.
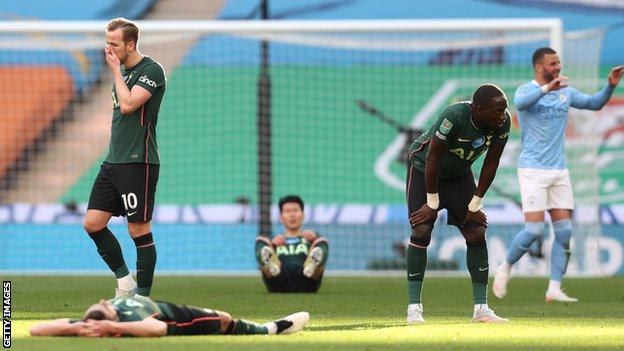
left=107, top=56, right=166, bottom=165
left=409, top=102, right=511, bottom=179
left=107, top=297, right=221, bottom=336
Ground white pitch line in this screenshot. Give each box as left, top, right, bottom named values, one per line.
left=374, top=80, right=458, bottom=191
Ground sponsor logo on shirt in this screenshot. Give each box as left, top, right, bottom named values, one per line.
left=472, top=136, right=485, bottom=148
left=139, top=75, right=157, bottom=88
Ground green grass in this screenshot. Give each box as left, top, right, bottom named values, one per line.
left=10, top=276, right=624, bottom=350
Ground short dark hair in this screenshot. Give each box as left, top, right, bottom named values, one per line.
left=83, top=310, right=108, bottom=322
left=278, top=195, right=304, bottom=212
left=472, top=84, right=505, bottom=107
left=107, top=17, right=139, bottom=45
left=532, top=47, right=557, bottom=66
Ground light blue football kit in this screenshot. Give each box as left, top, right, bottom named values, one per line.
left=515, top=80, right=614, bottom=170
left=506, top=80, right=614, bottom=281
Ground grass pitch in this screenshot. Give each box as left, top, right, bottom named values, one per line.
left=9, top=276, right=624, bottom=350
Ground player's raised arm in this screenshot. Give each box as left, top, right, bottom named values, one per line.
left=569, top=65, right=623, bottom=110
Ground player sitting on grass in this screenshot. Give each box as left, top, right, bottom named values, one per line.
left=30, top=296, right=309, bottom=337
left=255, top=195, right=329, bottom=293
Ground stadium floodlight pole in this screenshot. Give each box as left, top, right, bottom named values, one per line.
left=257, top=0, right=273, bottom=237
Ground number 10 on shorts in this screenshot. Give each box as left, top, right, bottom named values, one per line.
left=121, top=193, right=138, bottom=211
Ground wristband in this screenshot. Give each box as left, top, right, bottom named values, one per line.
left=426, top=193, right=439, bottom=210
left=468, top=195, right=483, bottom=212
left=540, top=85, right=549, bottom=94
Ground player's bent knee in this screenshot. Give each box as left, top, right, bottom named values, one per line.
left=553, top=219, right=572, bottom=246
left=462, top=226, right=486, bottom=246
left=410, top=224, right=433, bottom=248
left=83, top=217, right=105, bottom=234
left=128, top=221, right=151, bottom=238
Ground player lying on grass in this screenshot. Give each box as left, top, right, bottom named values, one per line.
left=255, top=195, right=329, bottom=293
left=29, top=296, right=309, bottom=337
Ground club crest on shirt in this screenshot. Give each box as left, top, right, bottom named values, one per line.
left=439, top=119, right=453, bottom=135
left=472, top=136, right=485, bottom=148
left=559, top=94, right=567, bottom=102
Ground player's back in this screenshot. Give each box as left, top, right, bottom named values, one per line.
left=107, top=296, right=162, bottom=322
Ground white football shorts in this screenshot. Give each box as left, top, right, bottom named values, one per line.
left=517, top=167, right=574, bottom=213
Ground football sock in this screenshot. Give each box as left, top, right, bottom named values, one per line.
left=506, top=222, right=544, bottom=265
left=407, top=244, right=427, bottom=304
left=313, top=240, right=329, bottom=265
left=229, top=319, right=269, bottom=335
left=254, top=237, right=271, bottom=264
left=134, top=233, right=157, bottom=297
left=88, top=227, right=129, bottom=278
left=550, top=219, right=572, bottom=282
left=466, top=242, right=488, bottom=304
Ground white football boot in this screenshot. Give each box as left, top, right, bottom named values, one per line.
left=406, top=303, right=425, bottom=325
left=545, top=289, right=578, bottom=303
left=264, top=311, right=310, bottom=334
left=472, top=305, right=509, bottom=323
left=260, top=245, right=281, bottom=276
left=492, top=262, right=511, bottom=299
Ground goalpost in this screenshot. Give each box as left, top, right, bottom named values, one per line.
left=0, top=19, right=612, bottom=276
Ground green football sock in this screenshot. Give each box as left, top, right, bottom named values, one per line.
left=314, top=241, right=329, bottom=265
left=254, top=237, right=270, bottom=264
left=88, top=227, right=129, bottom=278
left=134, top=233, right=157, bottom=297
left=407, top=245, right=427, bottom=304
left=466, top=243, right=489, bottom=304
left=230, top=319, right=269, bottom=335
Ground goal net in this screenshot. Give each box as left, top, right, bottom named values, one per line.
left=0, top=19, right=611, bottom=276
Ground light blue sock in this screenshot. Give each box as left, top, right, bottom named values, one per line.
left=550, top=219, right=572, bottom=281
left=506, top=222, right=545, bottom=265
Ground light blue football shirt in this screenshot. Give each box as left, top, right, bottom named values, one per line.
left=514, top=80, right=614, bottom=169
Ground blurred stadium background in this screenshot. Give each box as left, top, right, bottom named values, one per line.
left=1, top=0, right=624, bottom=277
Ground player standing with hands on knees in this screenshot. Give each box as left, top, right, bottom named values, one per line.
left=493, top=47, right=623, bottom=302
left=83, top=18, right=166, bottom=298
left=406, top=84, right=511, bottom=324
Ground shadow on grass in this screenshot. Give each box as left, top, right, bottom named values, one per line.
left=309, top=322, right=404, bottom=331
